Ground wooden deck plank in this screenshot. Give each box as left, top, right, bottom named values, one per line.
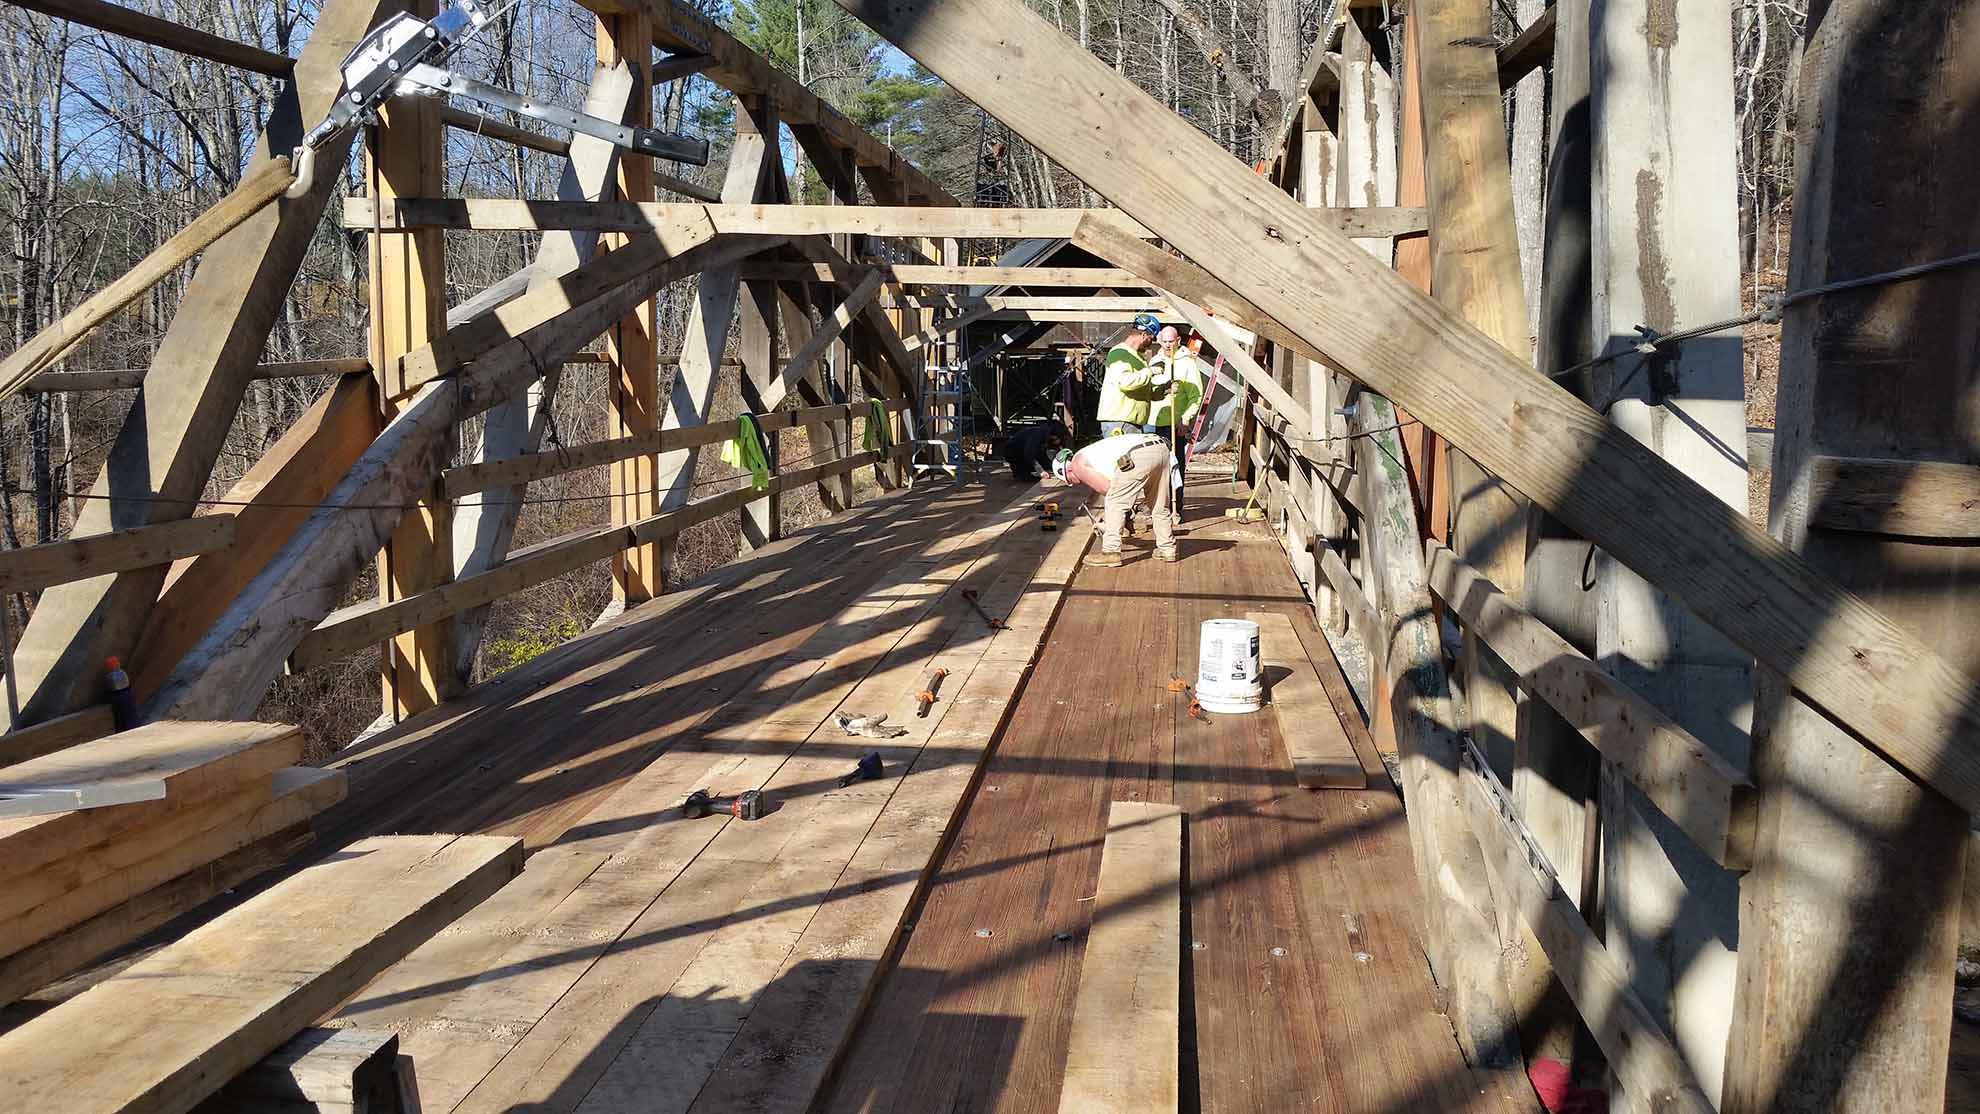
left=330, top=848, right=610, bottom=1033
left=0, top=823, right=316, bottom=1011
left=1058, top=802, right=1183, bottom=1114
left=447, top=490, right=1072, bottom=1114
left=395, top=486, right=1047, bottom=1112
left=317, top=483, right=1001, bottom=852
left=680, top=520, right=1088, bottom=1114
left=0, top=833, right=521, bottom=1114
left=818, top=504, right=1178, bottom=1114
left=819, top=482, right=1530, bottom=1114
left=1250, top=611, right=1364, bottom=788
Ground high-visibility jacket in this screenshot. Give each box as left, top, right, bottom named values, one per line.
left=1096, top=344, right=1153, bottom=424
left=1146, top=351, right=1206, bottom=429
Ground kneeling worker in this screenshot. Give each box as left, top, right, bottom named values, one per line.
left=1002, top=418, right=1068, bottom=482
left=1049, top=432, right=1176, bottom=567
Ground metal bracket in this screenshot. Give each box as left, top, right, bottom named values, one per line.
left=289, top=0, right=707, bottom=197
left=397, top=64, right=710, bottom=165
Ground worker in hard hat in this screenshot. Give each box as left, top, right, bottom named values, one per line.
left=1096, top=313, right=1161, bottom=437
left=1048, top=431, right=1177, bottom=567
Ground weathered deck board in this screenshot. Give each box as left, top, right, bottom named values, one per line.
left=1057, top=801, right=1183, bottom=1113
left=817, top=481, right=1532, bottom=1113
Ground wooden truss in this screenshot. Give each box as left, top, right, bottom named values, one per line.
left=2, top=0, right=1971, bottom=1106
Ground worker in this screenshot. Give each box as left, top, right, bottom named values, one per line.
left=1048, top=431, right=1177, bottom=567
left=1096, top=313, right=1161, bottom=436
left=1002, top=418, right=1069, bottom=482
left=1145, top=327, right=1206, bottom=437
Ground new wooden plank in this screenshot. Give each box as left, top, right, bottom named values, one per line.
left=1248, top=611, right=1363, bottom=789
left=853, top=0, right=1980, bottom=811
left=330, top=848, right=609, bottom=1033
left=1425, top=540, right=1755, bottom=869
left=0, top=515, right=236, bottom=594
left=0, top=821, right=315, bottom=1007
left=0, top=767, right=346, bottom=965
left=1284, top=609, right=1391, bottom=790
left=0, top=776, right=284, bottom=913
left=218, top=1027, right=400, bottom=1106
left=0, top=721, right=301, bottom=851
left=1057, top=802, right=1183, bottom=1114
left=0, top=833, right=522, bottom=1114
left=0, top=705, right=116, bottom=769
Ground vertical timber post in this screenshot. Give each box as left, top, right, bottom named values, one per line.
left=1511, top=0, right=1602, bottom=1068
left=370, top=0, right=457, bottom=720
left=1298, top=81, right=1342, bottom=630
left=1588, top=0, right=1751, bottom=1103
left=739, top=97, right=784, bottom=552
left=605, top=10, right=662, bottom=604
left=1722, top=3, right=1978, bottom=1110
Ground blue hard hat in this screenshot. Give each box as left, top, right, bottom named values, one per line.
left=1133, top=312, right=1161, bottom=335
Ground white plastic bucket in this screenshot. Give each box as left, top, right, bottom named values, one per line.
left=1195, top=618, right=1262, bottom=713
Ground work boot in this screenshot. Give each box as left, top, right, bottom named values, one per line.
left=1155, top=547, right=1180, bottom=563
left=1084, top=549, right=1124, bottom=568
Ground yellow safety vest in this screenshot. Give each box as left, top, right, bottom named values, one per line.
left=1097, top=344, right=1153, bottom=424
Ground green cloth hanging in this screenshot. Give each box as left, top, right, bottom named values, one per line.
left=721, top=413, right=771, bottom=491
left=863, top=399, right=893, bottom=452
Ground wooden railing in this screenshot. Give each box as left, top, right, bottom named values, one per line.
left=288, top=402, right=909, bottom=672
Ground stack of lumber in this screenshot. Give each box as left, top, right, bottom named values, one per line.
left=0, top=721, right=345, bottom=1003
left=0, top=833, right=521, bottom=1114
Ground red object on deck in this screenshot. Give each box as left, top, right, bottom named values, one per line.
left=1528, top=1059, right=1608, bottom=1114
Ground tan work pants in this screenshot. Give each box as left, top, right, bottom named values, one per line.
left=1100, top=441, right=1175, bottom=557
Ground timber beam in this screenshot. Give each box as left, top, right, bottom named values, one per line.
left=581, top=0, right=958, bottom=204
left=143, top=231, right=778, bottom=721
left=4, top=0, right=386, bottom=725
left=736, top=263, right=1147, bottom=287
left=8, top=0, right=292, bottom=76
left=342, top=199, right=1430, bottom=241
